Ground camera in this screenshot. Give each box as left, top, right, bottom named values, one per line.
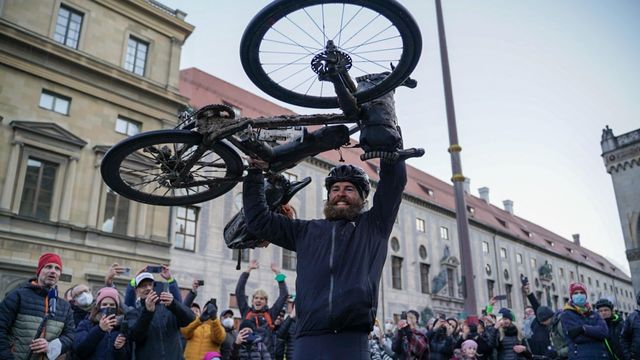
left=439, top=313, right=446, bottom=320
left=400, top=311, right=407, bottom=320
left=146, top=265, right=163, bottom=273
left=121, top=267, right=131, bottom=276
left=101, top=307, right=116, bottom=317
left=520, top=274, right=529, bottom=286
left=197, top=280, right=205, bottom=286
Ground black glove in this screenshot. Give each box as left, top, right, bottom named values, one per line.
left=544, top=346, right=558, bottom=359
left=567, top=326, right=584, bottom=339
left=200, top=302, right=218, bottom=322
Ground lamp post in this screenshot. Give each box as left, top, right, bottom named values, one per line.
left=434, top=0, right=477, bottom=316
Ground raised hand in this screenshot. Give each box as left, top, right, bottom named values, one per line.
left=145, top=292, right=158, bottom=312
left=247, top=259, right=259, bottom=272
left=99, top=314, right=118, bottom=332
left=160, top=264, right=172, bottom=280
left=235, top=328, right=251, bottom=344
left=159, top=291, right=174, bottom=306
left=271, top=263, right=280, bottom=274
left=192, top=279, right=200, bottom=292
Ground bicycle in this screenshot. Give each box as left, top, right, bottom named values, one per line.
left=100, top=0, right=424, bottom=207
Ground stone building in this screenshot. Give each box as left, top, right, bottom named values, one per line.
left=601, top=126, right=640, bottom=297
left=171, top=68, right=636, bottom=322
left=0, top=0, right=193, bottom=296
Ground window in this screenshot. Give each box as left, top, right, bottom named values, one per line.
left=420, top=263, right=430, bottom=294
left=553, top=295, right=559, bottom=309
left=440, top=226, right=449, bottom=240
left=39, top=90, right=70, bottom=115
left=467, top=205, right=475, bottom=215
left=53, top=5, right=83, bottom=49
left=482, top=241, right=489, bottom=253
left=416, top=218, right=425, bottom=232
left=570, top=271, right=575, bottom=280
left=232, top=249, right=250, bottom=263
left=521, top=229, right=532, bottom=238
left=282, top=249, right=297, bottom=270
left=500, top=248, right=507, bottom=259
left=101, top=188, right=130, bottom=235
left=115, top=117, right=141, bottom=136
left=580, top=274, right=584, bottom=283
left=418, top=245, right=427, bottom=260
left=588, top=277, right=592, bottom=286
left=506, top=284, right=513, bottom=308
left=446, top=269, right=455, bottom=297
left=496, top=218, right=507, bottom=228
left=487, top=280, right=495, bottom=299
left=175, top=206, right=197, bottom=251
left=516, top=253, right=523, bottom=264
left=125, top=36, right=149, bottom=76
left=283, top=172, right=298, bottom=182
left=559, top=267, right=564, bottom=278
left=485, top=264, right=492, bottom=276
left=545, top=239, right=555, bottom=247
left=530, top=258, right=537, bottom=269
left=19, top=158, right=57, bottom=220
left=391, top=256, right=403, bottom=289
left=390, top=237, right=400, bottom=252
left=503, top=269, right=510, bottom=281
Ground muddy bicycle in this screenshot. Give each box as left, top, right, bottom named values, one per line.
left=100, top=0, right=424, bottom=206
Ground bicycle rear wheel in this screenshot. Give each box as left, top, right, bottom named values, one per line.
left=241, top=0, right=422, bottom=109
left=101, top=130, right=243, bottom=206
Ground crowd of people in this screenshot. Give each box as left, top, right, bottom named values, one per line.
left=1, top=251, right=640, bottom=360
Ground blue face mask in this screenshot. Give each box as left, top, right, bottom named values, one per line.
left=572, top=294, right=587, bottom=306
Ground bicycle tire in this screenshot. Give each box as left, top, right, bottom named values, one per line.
left=240, top=0, right=422, bottom=109
left=101, top=130, right=243, bottom=206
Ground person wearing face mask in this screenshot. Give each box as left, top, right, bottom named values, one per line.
left=220, top=309, right=238, bottom=359
left=392, top=310, right=429, bottom=360
left=75, top=287, right=130, bottom=359
left=181, top=299, right=226, bottom=360
left=68, top=284, right=95, bottom=326
left=560, top=282, right=608, bottom=359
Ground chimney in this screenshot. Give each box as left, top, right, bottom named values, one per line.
left=463, top=178, right=470, bottom=194
left=572, top=234, right=581, bottom=246
left=478, top=187, right=490, bottom=203
left=503, top=199, right=514, bottom=214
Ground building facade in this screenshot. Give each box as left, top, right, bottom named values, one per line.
left=601, top=126, right=640, bottom=297
left=0, top=0, right=193, bottom=296
left=170, top=69, right=636, bottom=323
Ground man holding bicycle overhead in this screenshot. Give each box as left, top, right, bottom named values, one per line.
left=243, top=156, right=407, bottom=359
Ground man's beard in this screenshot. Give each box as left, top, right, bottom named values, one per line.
left=324, top=197, right=365, bottom=220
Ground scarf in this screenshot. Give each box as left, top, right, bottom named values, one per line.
left=563, top=301, right=591, bottom=315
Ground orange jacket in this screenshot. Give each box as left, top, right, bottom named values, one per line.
left=181, top=318, right=226, bottom=360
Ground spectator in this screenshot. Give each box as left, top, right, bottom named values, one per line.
left=456, top=320, right=493, bottom=360
left=0, top=252, right=75, bottom=359
left=184, top=279, right=202, bottom=308
left=235, top=260, right=288, bottom=359
left=620, top=291, right=640, bottom=360
left=560, top=282, right=608, bottom=359
left=181, top=299, right=226, bottom=360
left=522, top=282, right=558, bottom=359
left=125, top=272, right=195, bottom=359
left=276, top=298, right=297, bottom=360
left=447, top=317, right=461, bottom=345
left=74, top=287, right=129, bottom=359
left=232, top=320, right=271, bottom=360
left=522, top=306, right=535, bottom=339
left=428, top=317, right=455, bottom=360
left=123, top=265, right=182, bottom=308
left=594, top=298, right=624, bottom=360
left=67, top=283, right=94, bottom=326
left=392, top=310, right=429, bottom=360
left=220, top=309, right=238, bottom=360
left=489, top=308, right=531, bottom=360
left=457, top=339, right=479, bottom=360
left=272, top=309, right=286, bottom=360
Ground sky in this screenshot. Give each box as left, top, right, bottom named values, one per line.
left=160, top=0, right=640, bottom=275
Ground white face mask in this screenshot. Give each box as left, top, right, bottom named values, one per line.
left=222, top=318, right=235, bottom=329
left=75, top=292, right=93, bottom=306
left=385, top=323, right=394, bottom=333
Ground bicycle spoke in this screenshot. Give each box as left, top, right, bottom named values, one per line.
left=349, top=46, right=403, bottom=55
left=345, top=26, right=397, bottom=54
left=291, top=72, right=320, bottom=92
left=268, top=26, right=317, bottom=56
left=331, top=6, right=365, bottom=48
left=262, top=38, right=320, bottom=53
left=264, top=53, right=312, bottom=77
left=285, top=15, right=325, bottom=49
left=339, top=14, right=382, bottom=50
left=273, top=65, right=315, bottom=88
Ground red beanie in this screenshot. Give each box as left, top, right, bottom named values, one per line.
left=36, top=252, right=62, bottom=275
left=569, top=282, right=587, bottom=296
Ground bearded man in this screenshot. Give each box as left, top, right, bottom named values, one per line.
left=242, top=158, right=407, bottom=360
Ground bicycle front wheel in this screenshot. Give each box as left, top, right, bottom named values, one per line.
left=101, top=130, right=243, bottom=206
left=241, top=0, right=422, bottom=109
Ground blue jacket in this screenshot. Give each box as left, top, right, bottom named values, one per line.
left=621, top=310, right=640, bottom=360
left=74, top=319, right=130, bottom=360
left=560, top=303, right=608, bottom=359
left=243, top=160, right=406, bottom=337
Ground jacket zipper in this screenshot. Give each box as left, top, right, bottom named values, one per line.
left=328, top=224, right=336, bottom=326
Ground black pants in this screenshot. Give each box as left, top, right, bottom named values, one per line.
left=294, top=332, right=369, bottom=360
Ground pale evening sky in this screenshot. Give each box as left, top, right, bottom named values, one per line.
left=161, top=0, right=640, bottom=275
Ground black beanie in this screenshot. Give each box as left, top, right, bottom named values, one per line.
left=536, top=306, right=554, bottom=322
left=239, top=319, right=256, bottom=332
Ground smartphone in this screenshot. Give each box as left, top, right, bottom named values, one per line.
left=146, top=265, right=163, bottom=273
left=121, top=267, right=131, bottom=276
left=400, top=311, right=407, bottom=320
left=101, top=307, right=116, bottom=316
left=494, top=294, right=508, bottom=301
left=120, top=320, right=129, bottom=335
left=197, top=280, right=205, bottom=286
left=520, top=274, right=529, bottom=285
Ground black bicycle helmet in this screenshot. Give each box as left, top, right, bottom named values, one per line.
left=594, top=298, right=614, bottom=310
left=325, top=164, right=371, bottom=199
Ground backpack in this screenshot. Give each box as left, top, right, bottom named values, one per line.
left=245, top=309, right=274, bottom=331
left=407, top=330, right=429, bottom=358
left=550, top=311, right=568, bottom=359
